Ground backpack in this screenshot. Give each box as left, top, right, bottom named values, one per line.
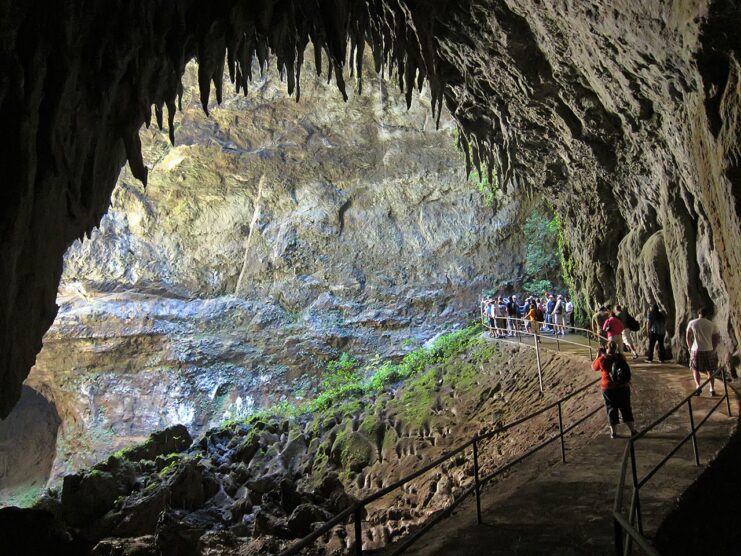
left=536, top=307, right=544, bottom=322
left=626, top=314, right=640, bottom=332
left=649, top=312, right=666, bottom=335
left=607, top=356, right=631, bottom=386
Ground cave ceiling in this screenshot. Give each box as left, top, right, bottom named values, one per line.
left=0, top=0, right=739, bottom=417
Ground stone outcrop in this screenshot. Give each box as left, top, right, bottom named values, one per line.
left=0, top=1, right=738, bottom=420
left=20, top=55, right=523, bottom=481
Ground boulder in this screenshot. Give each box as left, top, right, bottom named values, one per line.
left=286, top=503, right=333, bottom=537
left=91, top=535, right=157, bottom=556
left=121, top=425, right=192, bottom=463
left=61, top=470, right=127, bottom=525
left=252, top=510, right=290, bottom=538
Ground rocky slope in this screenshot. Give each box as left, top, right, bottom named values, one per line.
left=16, top=55, right=524, bottom=486
left=10, top=335, right=601, bottom=555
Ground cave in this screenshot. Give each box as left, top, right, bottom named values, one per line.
left=0, top=1, right=739, bottom=555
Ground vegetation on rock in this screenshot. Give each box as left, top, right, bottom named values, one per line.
left=522, top=209, right=564, bottom=295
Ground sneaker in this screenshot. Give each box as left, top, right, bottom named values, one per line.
left=694, top=388, right=702, bottom=396
left=710, top=389, right=716, bottom=396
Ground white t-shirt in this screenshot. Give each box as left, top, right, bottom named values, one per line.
left=687, top=317, right=718, bottom=352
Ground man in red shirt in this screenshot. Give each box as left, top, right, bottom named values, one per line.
left=603, top=308, right=625, bottom=353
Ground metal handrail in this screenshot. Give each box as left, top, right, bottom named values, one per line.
left=280, top=374, right=601, bottom=556
left=480, top=301, right=610, bottom=340
left=612, top=369, right=733, bottom=554
left=479, top=306, right=609, bottom=393
left=479, top=303, right=610, bottom=350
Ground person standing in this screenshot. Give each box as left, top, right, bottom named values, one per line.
left=556, top=294, right=567, bottom=335
left=485, top=298, right=497, bottom=336
left=545, top=294, right=556, bottom=332
left=496, top=297, right=507, bottom=337
left=506, top=295, right=519, bottom=337
left=527, top=301, right=540, bottom=341
left=615, top=304, right=639, bottom=359
left=565, top=296, right=574, bottom=333
left=603, top=308, right=625, bottom=352
left=593, top=341, right=638, bottom=438
left=646, top=304, right=667, bottom=363
left=686, top=307, right=721, bottom=396
left=592, top=306, right=609, bottom=347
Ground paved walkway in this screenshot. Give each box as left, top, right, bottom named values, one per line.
left=400, top=332, right=739, bottom=555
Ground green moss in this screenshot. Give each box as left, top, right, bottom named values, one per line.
left=332, top=427, right=375, bottom=472
left=359, top=413, right=382, bottom=438
left=4, top=484, right=44, bottom=508
left=393, top=368, right=438, bottom=429
left=382, top=426, right=399, bottom=457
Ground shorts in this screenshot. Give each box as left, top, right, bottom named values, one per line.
left=622, top=329, right=635, bottom=346
left=690, top=350, right=718, bottom=373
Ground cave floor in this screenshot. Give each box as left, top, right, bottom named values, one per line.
left=395, top=333, right=739, bottom=555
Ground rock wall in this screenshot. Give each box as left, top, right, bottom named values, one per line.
left=22, top=56, right=523, bottom=481
left=0, top=1, right=738, bottom=417
left=435, top=1, right=741, bottom=365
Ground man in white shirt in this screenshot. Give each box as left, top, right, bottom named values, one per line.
left=565, top=296, right=574, bottom=333
left=686, top=307, right=721, bottom=396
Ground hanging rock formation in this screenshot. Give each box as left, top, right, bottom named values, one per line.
left=0, top=1, right=739, bottom=417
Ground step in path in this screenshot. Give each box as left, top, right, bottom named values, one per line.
left=401, top=332, right=739, bottom=555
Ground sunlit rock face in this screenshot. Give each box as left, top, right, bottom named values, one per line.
left=0, top=1, right=738, bottom=416
left=23, top=56, right=522, bottom=480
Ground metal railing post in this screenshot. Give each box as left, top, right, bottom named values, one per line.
left=473, top=439, right=482, bottom=525
left=354, top=507, right=363, bottom=555
left=628, top=440, right=643, bottom=534
left=555, top=333, right=560, bottom=352
left=557, top=401, right=566, bottom=463
left=687, top=398, right=700, bottom=466
left=535, top=333, right=544, bottom=393
left=722, top=369, right=732, bottom=416
left=613, top=517, right=624, bottom=556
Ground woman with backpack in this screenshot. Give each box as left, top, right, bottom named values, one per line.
left=592, top=340, right=638, bottom=439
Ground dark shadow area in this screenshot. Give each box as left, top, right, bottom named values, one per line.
left=654, top=402, right=741, bottom=555
left=0, top=385, right=61, bottom=507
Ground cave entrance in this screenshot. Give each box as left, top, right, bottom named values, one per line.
left=0, top=386, right=61, bottom=507
left=26, top=52, right=514, bottom=478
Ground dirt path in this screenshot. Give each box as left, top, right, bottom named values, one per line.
left=399, top=333, right=739, bottom=555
